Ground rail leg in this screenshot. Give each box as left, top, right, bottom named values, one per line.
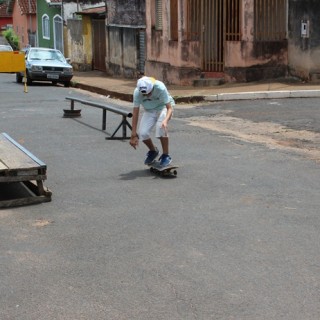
left=122, top=115, right=127, bottom=138
left=106, top=117, right=132, bottom=140
left=102, top=109, right=107, bottom=130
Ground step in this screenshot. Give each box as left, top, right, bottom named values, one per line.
left=193, top=78, right=225, bottom=87
left=310, top=73, right=320, bottom=83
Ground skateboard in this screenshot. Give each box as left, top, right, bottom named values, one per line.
left=149, top=162, right=179, bottom=177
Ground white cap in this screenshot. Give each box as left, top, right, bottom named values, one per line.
left=137, top=76, right=154, bottom=94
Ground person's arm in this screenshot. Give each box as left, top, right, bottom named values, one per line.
left=130, top=107, right=140, bottom=149
left=161, top=103, right=173, bottom=134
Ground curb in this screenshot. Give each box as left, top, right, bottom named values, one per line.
left=72, top=82, right=133, bottom=102
left=72, top=81, right=206, bottom=104
left=72, top=81, right=320, bottom=103
left=205, top=90, right=320, bottom=101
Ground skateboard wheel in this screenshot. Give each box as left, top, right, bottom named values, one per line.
left=173, top=170, right=177, bottom=175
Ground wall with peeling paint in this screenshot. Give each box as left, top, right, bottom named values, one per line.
left=66, top=16, right=93, bottom=71
left=62, top=1, right=105, bottom=20
left=144, top=0, right=201, bottom=85
left=288, top=0, right=320, bottom=81
left=144, top=0, right=288, bottom=85
left=64, top=1, right=104, bottom=71
left=225, top=0, right=287, bottom=82
left=105, top=0, right=145, bottom=78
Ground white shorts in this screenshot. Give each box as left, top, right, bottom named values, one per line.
left=139, top=108, right=168, bottom=141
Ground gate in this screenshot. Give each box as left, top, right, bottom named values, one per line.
left=201, top=0, right=224, bottom=72
left=92, top=19, right=106, bottom=71
left=187, top=0, right=240, bottom=73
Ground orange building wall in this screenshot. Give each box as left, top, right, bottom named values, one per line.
left=12, top=0, right=37, bottom=49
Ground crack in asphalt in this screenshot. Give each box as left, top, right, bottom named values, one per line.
left=187, top=115, right=320, bottom=162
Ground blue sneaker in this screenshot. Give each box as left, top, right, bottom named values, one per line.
left=159, top=154, right=172, bottom=167
left=144, top=148, right=159, bottom=165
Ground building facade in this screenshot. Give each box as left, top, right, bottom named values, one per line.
left=8, top=0, right=37, bottom=48
left=145, top=0, right=288, bottom=85
left=37, top=0, right=63, bottom=51
left=288, top=0, right=320, bottom=82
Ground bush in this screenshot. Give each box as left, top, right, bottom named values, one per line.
left=2, top=28, right=20, bottom=50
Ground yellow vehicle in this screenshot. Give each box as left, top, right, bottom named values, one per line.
left=0, top=51, right=25, bottom=73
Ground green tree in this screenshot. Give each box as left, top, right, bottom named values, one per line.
left=2, top=28, right=20, bottom=50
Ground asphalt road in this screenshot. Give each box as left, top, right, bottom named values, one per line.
left=1, top=74, right=320, bottom=320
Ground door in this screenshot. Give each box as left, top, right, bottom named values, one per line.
left=92, top=19, right=107, bottom=71
left=188, top=0, right=240, bottom=72
left=54, top=15, right=63, bottom=53
left=201, top=0, right=224, bottom=72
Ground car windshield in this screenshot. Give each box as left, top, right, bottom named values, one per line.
left=28, top=49, right=66, bottom=62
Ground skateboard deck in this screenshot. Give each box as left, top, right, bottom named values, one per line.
left=149, top=162, right=179, bottom=177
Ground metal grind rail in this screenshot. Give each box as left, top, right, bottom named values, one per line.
left=65, top=96, right=133, bottom=140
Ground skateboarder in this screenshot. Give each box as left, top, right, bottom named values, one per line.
left=130, top=76, right=175, bottom=167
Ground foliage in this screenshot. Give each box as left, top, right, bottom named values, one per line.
left=2, top=28, right=20, bottom=50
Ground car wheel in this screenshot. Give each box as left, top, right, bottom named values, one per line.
left=16, top=73, right=23, bottom=83
left=52, top=81, right=58, bottom=85
left=64, top=81, right=71, bottom=88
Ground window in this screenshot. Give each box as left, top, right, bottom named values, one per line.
left=42, top=14, right=50, bottom=39
left=254, top=0, right=287, bottom=41
left=155, top=0, right=163, bottom=30
left=170, top=0, right=178, bottom=40
left=226, top=0, right=241, bottom=41
left=186, top=0, right=201, bottom=41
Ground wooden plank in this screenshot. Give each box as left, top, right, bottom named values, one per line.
left=0, top=160, right=8, bottom=170
left=0, top=182, right=51, bottom=208
left=0, top=135, right=39, bottom=170
left=0, top=195, right=51, bottom=208
left=2, top=133, right=47, bottom=167
left=0, top=133, right=46, bottom=171
left=0, top=175, right=47, bottom=183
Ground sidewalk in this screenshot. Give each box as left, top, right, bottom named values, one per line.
left=71, top=70, right=320, bottom=103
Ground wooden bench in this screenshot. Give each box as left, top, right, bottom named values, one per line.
left=0, top=133, right=52, bottom=208
left=64, top=96, right=133, bottom=140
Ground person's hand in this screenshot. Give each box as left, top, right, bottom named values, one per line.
left=161, top=120, right=168, bottom=136
left=130, top=135, right=139, bottom=149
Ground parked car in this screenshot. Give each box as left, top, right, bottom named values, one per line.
left=0, top=44, right=13, bottom=51
left=16, top=47, right=73, bottom=87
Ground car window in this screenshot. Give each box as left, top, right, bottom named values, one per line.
left=0, top=45, right=13, bottom=51
left=29, top=50, right=41, bottom=60
left=28, top=49, right=66, bottom=62
left=54, top=51, right=66, bottom=62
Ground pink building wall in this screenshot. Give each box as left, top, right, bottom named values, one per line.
left=12, top=0, right=37, bottom=49
left=145, top=0, right=288, bottom=85
left=145, top=0, right=201, bottom=85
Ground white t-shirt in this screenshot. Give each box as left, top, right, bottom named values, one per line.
left=133, top=80, right=175, bottom=111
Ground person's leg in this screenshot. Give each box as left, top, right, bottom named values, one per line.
left=139, top=111, right=157, bottom=149
left=143, top=138, right=157, bottom=151
left=139, top=111, right=159, bottom=164
left=156, top=109, right=172, bottom=166
left=159, top=137, right=169, bottom=155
